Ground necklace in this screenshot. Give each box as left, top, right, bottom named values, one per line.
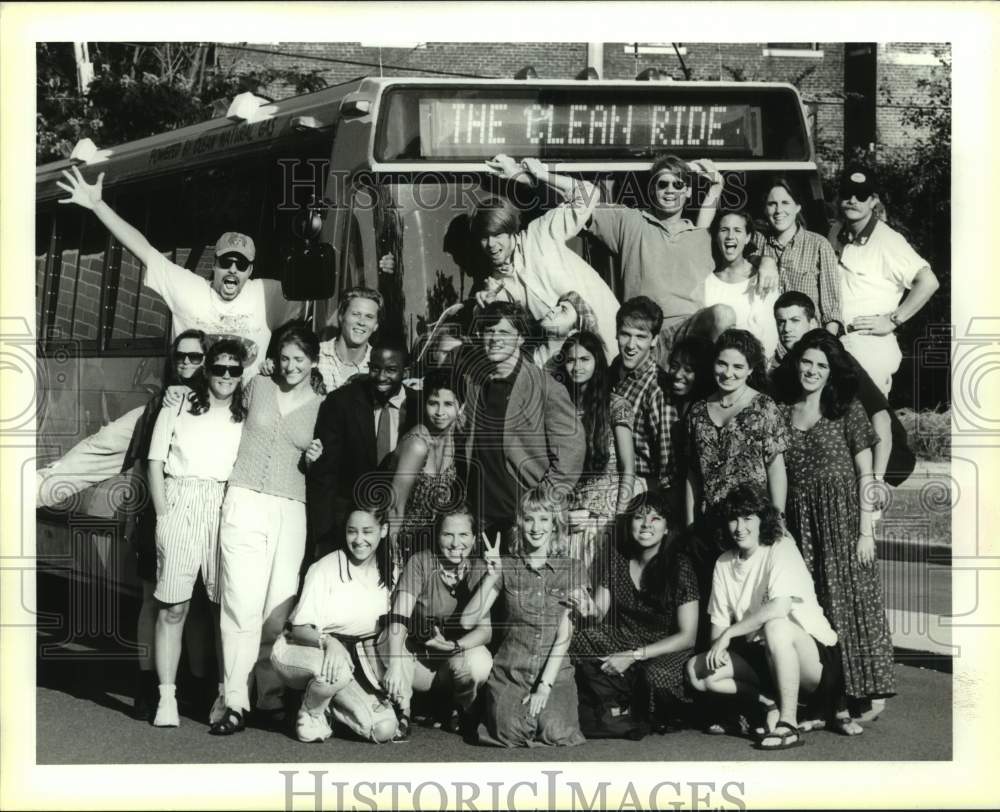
left=718, top=387, right=749, bottom=409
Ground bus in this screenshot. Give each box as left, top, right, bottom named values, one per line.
left=36, top=75, right=824, bottom=594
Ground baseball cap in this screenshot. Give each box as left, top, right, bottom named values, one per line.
left=839, top=166, right=879, bottom=201
left=215, top=232, right=256, bottom=261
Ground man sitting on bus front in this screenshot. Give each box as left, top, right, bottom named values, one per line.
left=57, top=165, right=301, bottom=378
left=542, top=154, right=778, bottom=361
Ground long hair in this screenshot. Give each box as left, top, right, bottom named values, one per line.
left=469, top=196, right=521, bottom=239
left=559, top=331, right=611, bottom=474
left=714, top=328, right=769, bottom=393
left=343, top=502, right=395, bottom=590
left=763, top=177, right=807, bottom=231
left=777, top=328, right=858, bottom=419
left=667, top=335, right=716, bottom=404
left=620, top=489, right=683, bottom=612
left=715, top=483, right=785, bottom=550
left=557, top=290, right=599, bottom=336
left=710, top=209, right=756, bottom=262
left=510, top=488, right=568, bottom=559
left=165, top=329, right=209, bottom=387
left=186, top=339, right=248, bottom=420
left=274, top=323, right=326, bottom=395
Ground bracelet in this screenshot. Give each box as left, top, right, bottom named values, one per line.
left=538, top=680, right=552, bottom=690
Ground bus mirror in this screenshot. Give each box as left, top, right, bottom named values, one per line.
left=281, top=243, right=336, bottom=301
left=226, top=92, right=273, bottom=124
left=340, top=95, right=372, bottom=117
left=291, top=115, right=323, bottom=131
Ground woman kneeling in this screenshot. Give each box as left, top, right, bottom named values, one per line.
left=686, top=484, right=846, bottom=750
left=270, top=505, right=400, bottom=743
left=381, top=506, right=493, bottom=738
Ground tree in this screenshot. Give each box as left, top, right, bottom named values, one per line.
left=37, top=43, right=328, bottom=164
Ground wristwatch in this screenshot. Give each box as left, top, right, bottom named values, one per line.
left=889, top=312, right=903, bottom=328
left=631, top=647, right=646, bottom=662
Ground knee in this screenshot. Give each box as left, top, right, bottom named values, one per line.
left=260, top=617, right=286, bottom=647
left=159, top=602, right=189, bottom=625
left=762, top=617, right=795, bottom=650
left=453, top=647, right=492, bottom=684
left=370, top=710, right=399, bottom=744
left=686, top=655, right=708, bottom=693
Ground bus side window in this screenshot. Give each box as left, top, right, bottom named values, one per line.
left=49, top=207, right=103, bottom=344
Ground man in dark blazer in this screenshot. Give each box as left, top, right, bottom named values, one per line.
left=461, top=301, right=585, bottom=547
left=308, top=342, right=419, bottom=558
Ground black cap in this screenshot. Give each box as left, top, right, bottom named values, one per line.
left=839, top=166, right=879, bottom=200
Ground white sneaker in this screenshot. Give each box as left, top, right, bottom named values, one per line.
left=296, top=709, right=332, bottom=743
left=208, top=692, right=227, bottom=726
left=153, top=695, right=179, bottom=727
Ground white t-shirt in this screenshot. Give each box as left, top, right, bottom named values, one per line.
left=839, top=220, right=928, bottom=325
left=708, top=535, right=837, bottom=646
left=142, top=249, right=272, bottom=377
left=148, top=400, right=244, bottom=481
left=703, top=272, right=780, bottom=358
left=290, top=550, right=391, bottom=637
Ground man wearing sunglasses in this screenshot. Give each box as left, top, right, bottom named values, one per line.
left=835, top=166, right=940, bottom=397
left=540, top=154, right=778, bottom=362
left=58, top=166, right=301, bottom=378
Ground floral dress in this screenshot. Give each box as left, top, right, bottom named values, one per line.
left=569, top=395, right=634, bottom=569
left=473, top=555, right=588, bottom=748
left=572, top=546, right=700, bottom=717
left=780, top=399, right=896, bottom=700
left=684, top=392, right=788, bottom=510
left=394, top=425, right=460, bottom=565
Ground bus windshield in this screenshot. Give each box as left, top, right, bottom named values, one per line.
left=375, top=84, right=809, bottom=163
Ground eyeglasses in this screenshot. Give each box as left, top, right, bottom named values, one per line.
left=655, top=179, right=687, bottom=191
left=173, top=351, right=204, bottom=364
left=215, top=254, right=252, bottom=272
left=209, top=363, right=244, bottom=378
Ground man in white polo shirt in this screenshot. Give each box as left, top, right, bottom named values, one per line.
left=835, top=166, right=940, bottom=396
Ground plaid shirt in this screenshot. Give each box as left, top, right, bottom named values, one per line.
left=754, top=227, right=843, bottom=328
left=610, top=356, right=678, bottom=489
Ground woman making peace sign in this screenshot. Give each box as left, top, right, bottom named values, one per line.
left=460, top=489, right=592, bottom=748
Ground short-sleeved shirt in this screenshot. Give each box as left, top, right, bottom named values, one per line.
left=394, top=550, right=484, bottom=637
left=587, top=207, right=714, bottom=331
left=703, top=272, right=780, bottom=358
left=709, top=535, right=837, bottom=646
left=147, top=398, right=243, bottom=481
left=836, top=218, right=928, bottom=325
left=290, top=550, right=391, bottom=637
left=142, top=249, right=271, bottom=377
left=318, top=340, right=370, bottom=393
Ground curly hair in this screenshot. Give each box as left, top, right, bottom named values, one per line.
left=667, top=335, right=716, bottom=404
left=714, top=328, right=769, bottom=393
left=558, top=331, right=612, bottom=474
left=715, top=483, right=785, bottom=549
left=422, top=366, right=465, bottom=405
left=777, top=328, right=858, bottom=419
left=186, top=339, right=248, bottom=421
left=510, top=488, right=568, bottom=559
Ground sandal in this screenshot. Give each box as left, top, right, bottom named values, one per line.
left=752, top=698, right=780, bottom=740
left=833, top=713, right=864, bottom=736
left=798, top=718, right=827, bottom=733
left=208, top=707, right=245, bottom=736
left=755, top=721, right=804, bottom=751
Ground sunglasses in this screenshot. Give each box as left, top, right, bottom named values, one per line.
left=209, top=363, right=244, bottom=378
left=216, top=254, right=252, bottom=272
left=173, top=351, right=204, bottom=364
left=655, top=179, right=688, bottom=191
left=840, top=189, right=873, bottom=202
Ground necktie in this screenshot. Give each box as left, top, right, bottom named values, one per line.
left=376, top=403, right=393, bottom=464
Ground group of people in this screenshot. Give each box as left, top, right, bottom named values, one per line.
left=37, top=148, right=936, bottom=751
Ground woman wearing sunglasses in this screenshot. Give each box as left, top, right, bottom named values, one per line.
left=146, top=339, right=248, bottom=727
left=211, top=324, right=326, bottom=735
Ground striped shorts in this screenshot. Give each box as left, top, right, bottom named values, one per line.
left=154, top=477, right=226, bottom=605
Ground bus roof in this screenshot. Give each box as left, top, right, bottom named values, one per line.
left=37, top=75, right=806, bottom=199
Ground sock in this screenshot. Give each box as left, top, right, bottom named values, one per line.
left=159, top=683, right=176, bottom=699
